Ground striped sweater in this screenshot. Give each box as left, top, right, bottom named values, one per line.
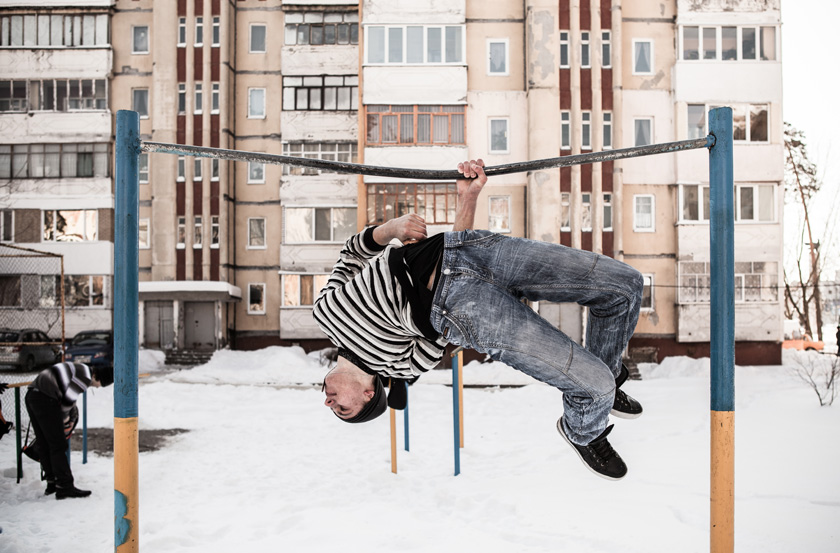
left=313, top=228, right=448, bottom=380
left=29, top=362, right=92, bottom=414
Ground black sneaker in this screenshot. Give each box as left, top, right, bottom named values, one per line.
left=55, top=486, right=92, bottom=500
left=611, top=364, right=643, bottom=419
left=557, top=418, right=627, bottom=480
left=45, top=481, right=56, bottom=496
left=0, top=420, right=12, bottom=440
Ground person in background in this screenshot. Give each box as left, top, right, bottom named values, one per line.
left=25, top=362, right=113, bottom=499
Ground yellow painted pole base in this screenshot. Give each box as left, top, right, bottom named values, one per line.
left=389, top=408, right=397, bottom=474
left=115, top=417, right=139, bottom=553
left=710, top=410, right=734, bottom=553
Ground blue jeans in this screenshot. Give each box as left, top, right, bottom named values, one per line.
left=431, top=230, right=644, bottom=445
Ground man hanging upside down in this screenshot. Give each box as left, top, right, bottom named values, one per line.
left=313, top=159, right=643, bottom=480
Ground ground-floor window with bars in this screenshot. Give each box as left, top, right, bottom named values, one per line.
left=281, top=142, right=358, bottom=175
left=679, top=261, right=778, bottom=303
left=366, top=183, right=457, bottom=225
left=366, top=105, right=465, bottom=145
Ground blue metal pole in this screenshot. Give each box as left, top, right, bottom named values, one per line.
left=15, top=387, right=22, bottom=483
left=452, top=353, right=460, bottom=476
left=708, top=106, right=735, bottom=553
left=82, top=390, right=87, bottom=464
left=114, top=110, right=141, bottom=553
left=403, top=381, right=409, bottom=452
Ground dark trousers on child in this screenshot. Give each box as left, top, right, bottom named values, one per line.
left=25, top=389, right=73, bottom=488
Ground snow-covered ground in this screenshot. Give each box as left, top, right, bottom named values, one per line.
left=1, top=347, right=838, bottom=553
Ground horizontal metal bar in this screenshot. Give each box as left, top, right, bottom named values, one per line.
left=142, top=136, right=714, bottom=181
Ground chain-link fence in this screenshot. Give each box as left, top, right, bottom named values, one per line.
left=0, top=243, right=65, bottom=431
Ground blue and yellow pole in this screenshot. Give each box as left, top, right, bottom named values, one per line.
left=451, top=348, right=461, bottom=476
left=708, top=107, right=735, bottom=553
left=114, top=110, right=141, bottom=553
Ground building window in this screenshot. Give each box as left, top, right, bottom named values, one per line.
left=559, top=31, right=570, bottom=68
left=178, top=17, right=186, bottom=46
left=193, top=158, right=202, bottom=181
left=489, top=118, right=509, bottom=154
left=282, top=75, right=358, bottom=111
left=641, top=274, right=654, bottom=310
left=43, top=210, right=98, bottom=242
left=634, top=194, right=655, bottom=232
left=687, top=104, right=706, bottom=139
left=733, top=104, right=768, bottom=142
left=248, top=217, right=266, bottom=249
left=1, top=210, right=14, bottom=242
left=0, top=143, right=109, bottom=179
left=581, top=193, right=592, bottom=231
left=177, top=156, right=185, bottom=181
left=194, top=83, right=203, bottom=114
left=560, top=111, right=570, bottom=150
left=682, top=26, right=717, bottom=60
left=211, top=82, right=220, bottom=113
left=722, top=26, right=737, bottom=60
left=736, top=184, right=775, bottom=222
left=212, top=16, right=220, bottom=47
left=132, top=25, right=149, bottom=54
left=580, top=31, right=590, bottom=68
left=367, top=184, right=455, bottom=225
left=177, top=216, right=186, bottom=248
left=284, top=12, right=359, bottom=46
left=0, top=79, right=108, bottom=112
left=560, top=193, right=570, bottom=231
left=248, top=283, right=266, bottom=314
left=632, top=39, right=653, bottom=74
left=193, top=216, right=202, bottom=248
left=603, top=112, right=612, bottom=149
left=634, top=118, right=653, bottom=146
left=487, top=39, right=508, bottom=75
left=0, top=13, right=109, bottom=47
left=178, top=83, right=186, bottom=114
left=680, top=184, right=710, bottom=222
left=132, top=89, right=149, bottom=118
left=601, top=31, right=611, bottom=68
left=139, top=218, right=150, bottom=249
left=139, top=153, right=149, bottom=183
left=210, top=215, right=219, bottom=248
left=681, top=25, right=777, bottom=61
left=366, top=105, right=464, bottom=145
left=581, top=111, right=591, bottom=150
left=284, top=207, right=356, bottom=243
left=281, top=142, right=358, bottom=175
left=194, top=16, right=203, bottom=46
left=603, top=193, right=613, bottom=230
left=250, top=23, right=266, bottom=53
left=366, top=24, right=463, bottom=64
left=248, top=161, right=265, bottom=184
left=248, top=88, right=266, bottom=118
left=211, top=158, right=219, bottom=181
left=64, top=275, right=106, bottom=308
left=488, top=196, right=511, bottom=233
left=281, top=274, right=330, bottom=307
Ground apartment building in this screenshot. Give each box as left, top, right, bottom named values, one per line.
left=0, top=1, right=115, bottom=339
left=2, top=0, right=783, bottom=363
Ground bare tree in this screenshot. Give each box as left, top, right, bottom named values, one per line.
left=787, top=350, right=839, bottom=407
left=783, top=123, right=834, bottom=341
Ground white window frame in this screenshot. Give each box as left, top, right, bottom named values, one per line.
left=488, top=195, right=511, bottom=234
left=247, top=217, right=266, bottom=249
left=132, top=88, right=149, bottom=119
left=488, top=117, right=510, bottom=154
left=193, top=158, right=202, bottom=181
left=633, top=194, right=655, bottom=232
left=632, top=39, right=654, bottom=75
left=641, top=274, right=654, bottom=311
left=633, top=117, right=653, bottom=147
left=248, top=88, right=266, bottom=119
left=139, top=153, right=149, bottom=183
left=131, top=25, right=149, bottom=54
left=250, top=23, right=266, bottom=53
left=283, top=206, right=356, bottom=244
left=178, top=83, right=186, bottom=115
left=603, top=193, right=613, bottom=231
left=580, top=31, right=590, bottom=68
left=211, top=158, right=219, bottom=181
left=193, top=215, right=202, bottom=249
left=603, top=111, right=612, bottom=149
left=735, top=183, right=775, bottom=223
left=210, top=215, right=220, bottom=249
left=42, top=209, right=98, bottom=242
left=560, top=192, right=570, bottom=231
left=487, top=38, right=509, bottom=76
left=139, top=218, right=150, bottom=249
left=560, top=111, right=571, bottom=150
left=212, top=16, right=220, bottom=47
left=365, top=24, right=465, bottom=65
left=559, top=30, right=570, bottom=68
left=176, top=216, right=186, bottom=249
left=194, top=83, right=203, bottom=115
left=678, top=183, right=710, bottom=223
left=211, top=82, right=220, bottom=114
left=279, top=273, right=330, bottom=308
left=247, top=161, right=265, bottom=184
left=247, top=283, right=266, bottom=314
left=178, top=17, right=186, bottom=47
left=177, top=157, right=186, bottom=182
left=194, top=16, right=204, bottom=47
left=601, top=30, right=612, bottom=68
left=581, top=111, right=592, bottom=150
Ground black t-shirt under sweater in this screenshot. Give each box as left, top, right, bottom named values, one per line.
left=388, top=233, right=445, bottom=340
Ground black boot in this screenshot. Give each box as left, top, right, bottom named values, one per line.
left=557, top=417, right=627, bottom=480
left=44, top=481, right=56, bottom=496
left=611, top=364, right=643, bottom=419
left=55, top=485, right=92, bottom=500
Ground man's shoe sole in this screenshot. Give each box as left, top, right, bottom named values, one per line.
left=610, top=408, right=642, bottom=420
left=556, top=419, right=625, bottom=481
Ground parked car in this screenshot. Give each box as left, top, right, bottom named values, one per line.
left=782, top=334, right=824, bottom=352
left=0, top=328, right=61, bottom=371
left=64, top=330, right=113, bottom=369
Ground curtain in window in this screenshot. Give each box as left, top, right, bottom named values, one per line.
left=634, top=42, right=651, bottom=72
left=750, top=105, right=768, bottom=142
left=249, top=218, right=266, bottom=246
left=636, top=197, right=653, bottom=228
